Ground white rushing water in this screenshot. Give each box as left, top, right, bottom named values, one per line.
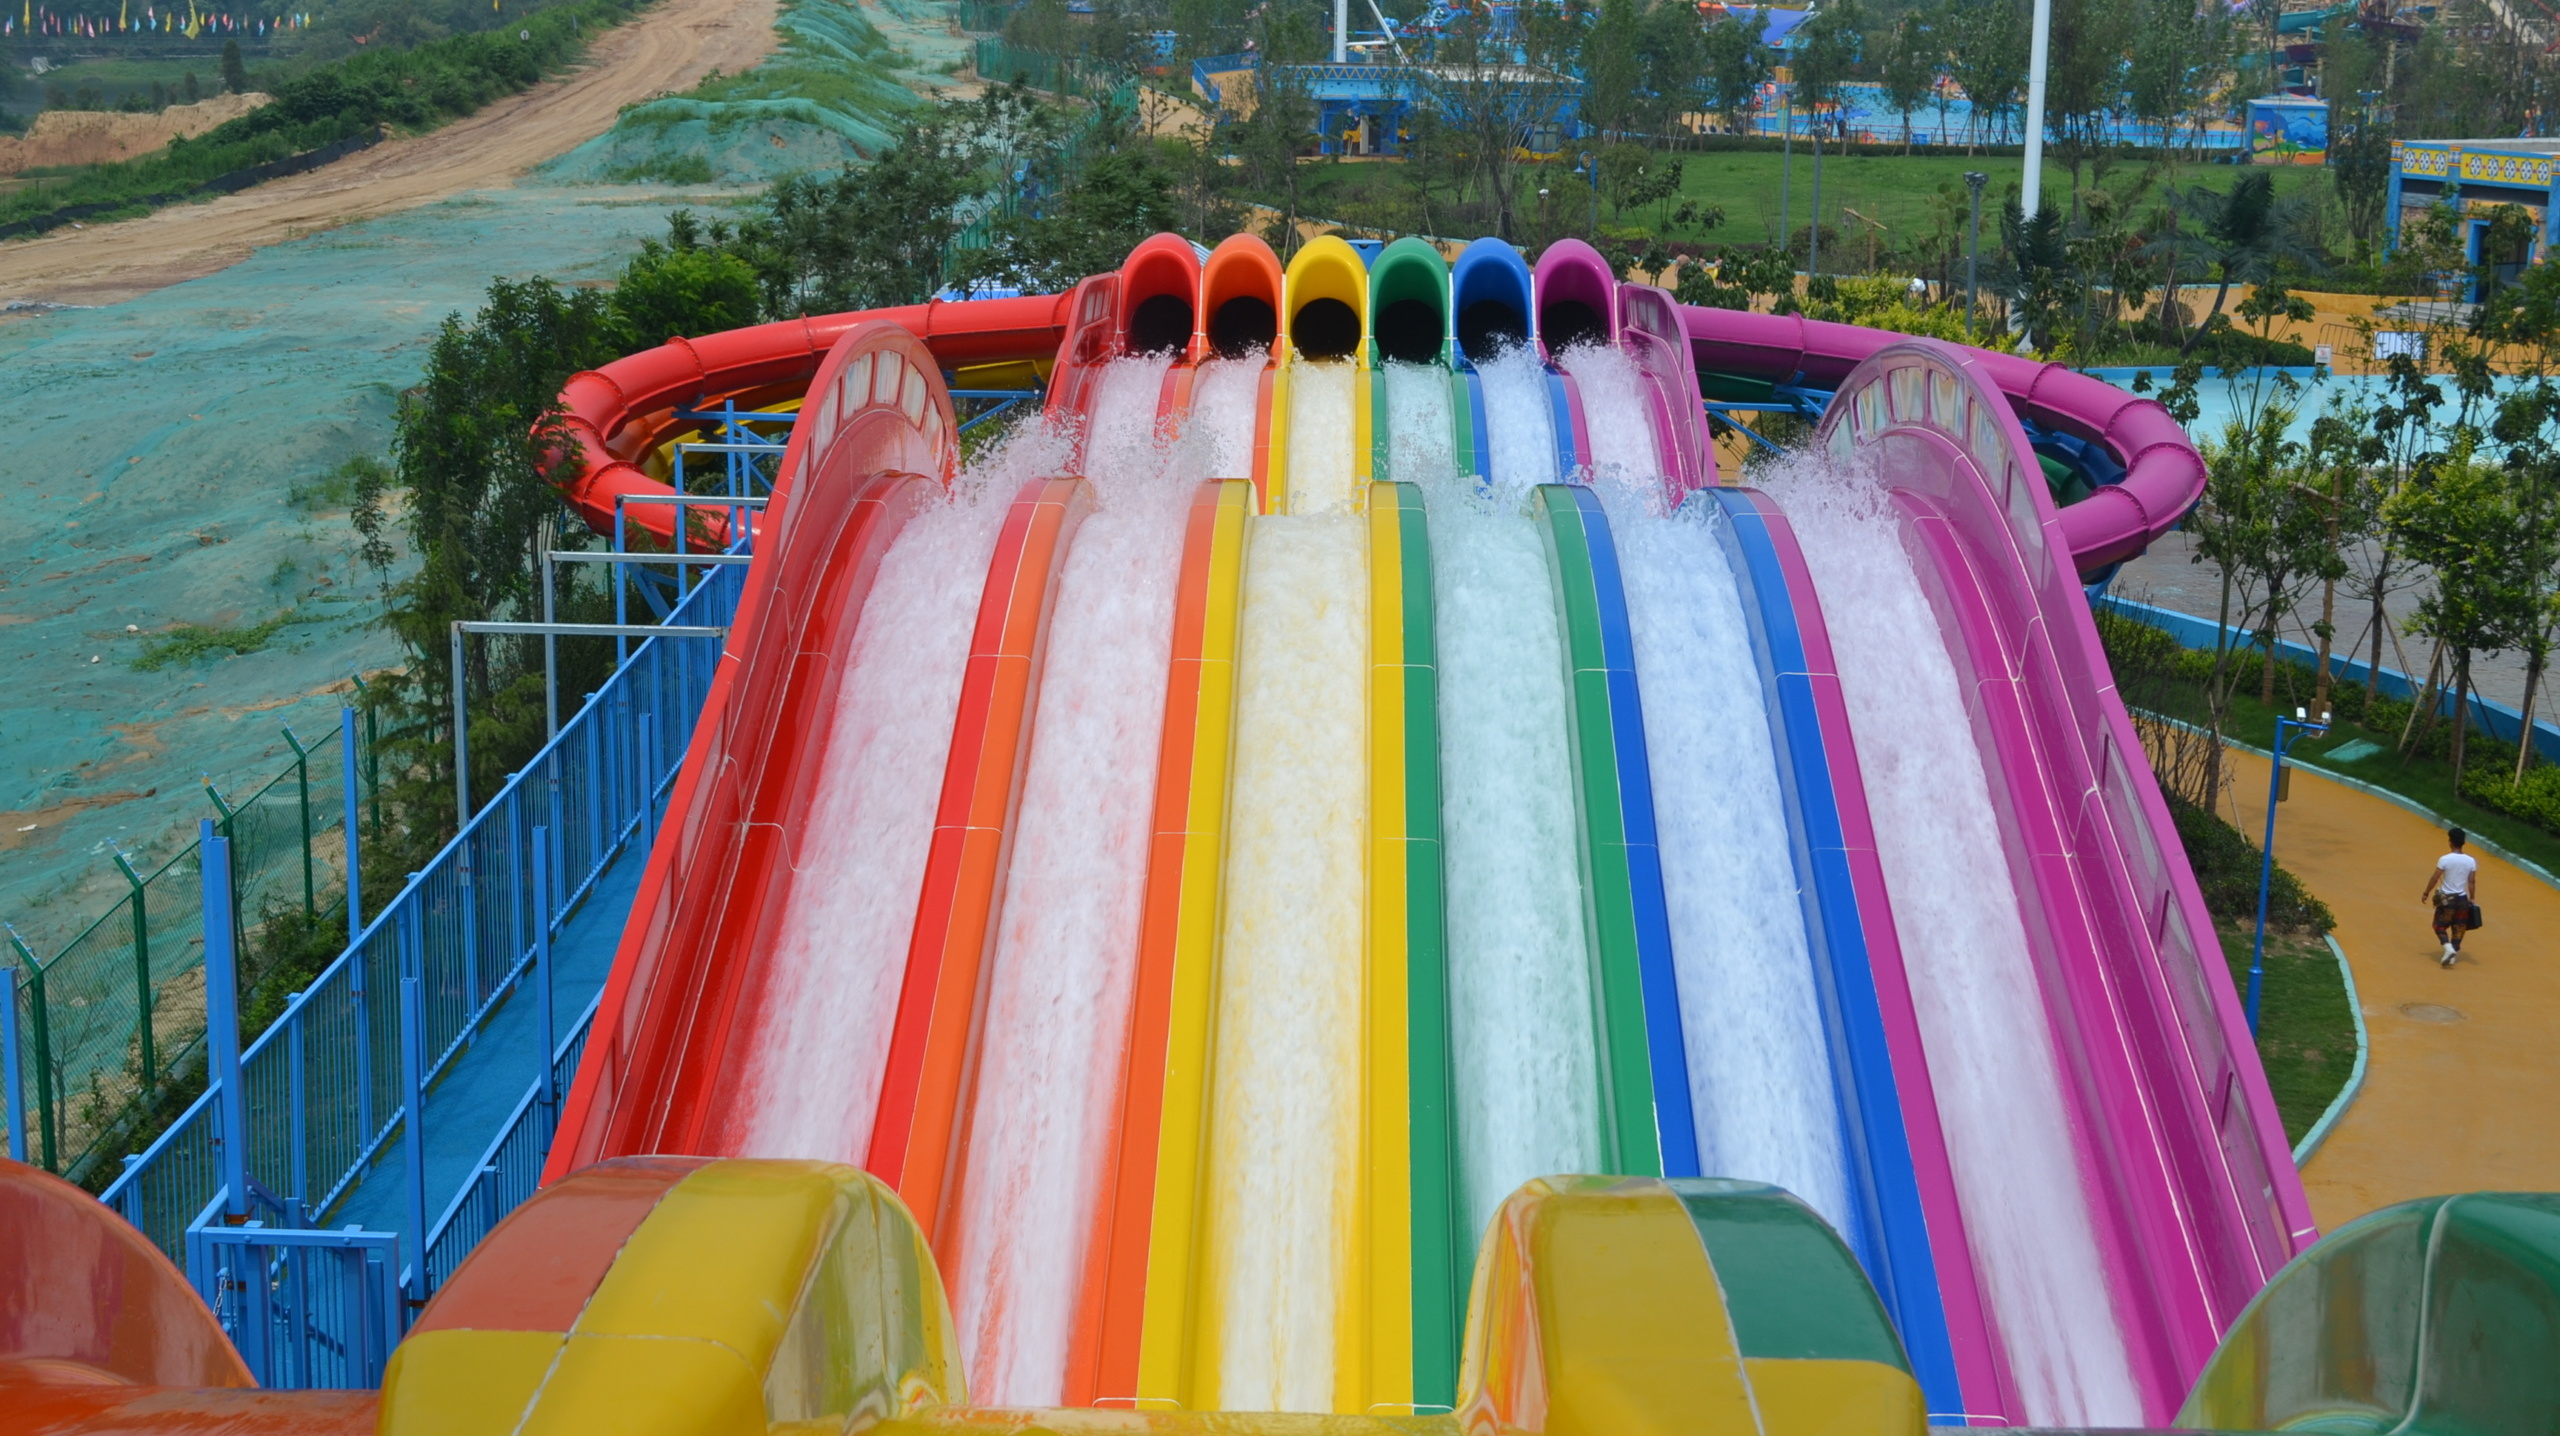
left=1596, top=474, right=1853, bottom=1236
left=945, top=355, right=1189, bottom=1405
left=1473, top=344, right=1558, bottom=490
left=1204, top=514, right=1369, bottom=1410
left=1423, top=470, right=1603, bottom=1239
left=1383, top=361, right=1456, bottom=483
left=1557, top=342, right=1660, bottom=482
left=731, top=420, right=1063, bottom=1161
left=1773, top=454, right=2143, bottom=1425
left=1285, top=360, right=1360, bottom=515
left=1191, top=356, right=1265, bottom=479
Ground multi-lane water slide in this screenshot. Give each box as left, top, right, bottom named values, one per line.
left=499, top=228, right=2318, bottom=1431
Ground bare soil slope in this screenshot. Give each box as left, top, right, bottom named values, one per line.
left=0, top=94, right=272, bottom=176
left=0, top=0, right=779, bottom=307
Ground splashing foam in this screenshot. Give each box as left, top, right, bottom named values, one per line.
left=945, top=355, right=1196, bottom=1404
left=729, top=418, right=1065, bottom=1163
left=1770, top=450, right=2143, bottom=1425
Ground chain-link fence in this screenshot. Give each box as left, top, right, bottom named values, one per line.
left=96, top=567, right=737, bottom=1263
left=972, top=38, right=1128, bottom=101
left=5, top=721, right=353, bottom=1187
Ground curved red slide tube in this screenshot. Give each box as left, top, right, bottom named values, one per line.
left=1679, top=306, right=2206, bottom=575
left=870, top=475, right=1095, bottom=1244
left=545, top=321, right=958, bottom=1178
left=548, top=294, right=1073, bottom=545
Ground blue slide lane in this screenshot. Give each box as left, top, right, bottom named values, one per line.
left=1555, top=483, right=1699, bottom=1180
left=1709, top=485, right=1964, bottom=1416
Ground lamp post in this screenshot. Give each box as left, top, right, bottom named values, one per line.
left=1779, top=87, right=1793, bottom=254
left=2021, top=0, right=2051, bottom=219
left=2248, top=707, right=2331, bottom=1034
left=1963, top=170, right=1987, bottom=338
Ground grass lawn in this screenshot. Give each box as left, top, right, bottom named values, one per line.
left=2218, top=921, right=2355, bottom=1146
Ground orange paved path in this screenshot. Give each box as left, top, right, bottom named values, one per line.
left=2222, top=748, right=2560, bottom=1232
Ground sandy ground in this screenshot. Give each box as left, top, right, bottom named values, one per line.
left=0, top=94, right=273, bottom=176
left=2220, top=748, right=2560, bottom=1230
left=0, top=0, right=781, bottom=308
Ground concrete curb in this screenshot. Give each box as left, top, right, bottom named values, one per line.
left=2291, top=934, right=2368, bottom=1170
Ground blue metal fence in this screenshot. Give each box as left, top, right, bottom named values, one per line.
left=188, top=1221, right=404, bottom=1389
left=100, top=564, right=743, bottom=1274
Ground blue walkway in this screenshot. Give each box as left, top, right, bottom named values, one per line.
left=325, top=844, right=645, bottom=1238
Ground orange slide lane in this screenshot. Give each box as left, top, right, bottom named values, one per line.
left=1063, top=479, right=1251, bottom=1408
left=866, top=476, right=1095, bottom=1242
left=2220, top=748, right=2560, bottom=1229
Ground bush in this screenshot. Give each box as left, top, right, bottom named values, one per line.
left=2169, top=794, right=2336, bottom=933
left=2460, top=762, right=2560, bottom=832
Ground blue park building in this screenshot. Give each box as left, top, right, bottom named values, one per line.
left=2387, top=139, right=2560, bottom=274
left=1190, top=50, right=1584, bottom=156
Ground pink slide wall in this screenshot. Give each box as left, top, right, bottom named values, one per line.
left=1761, top=330, right=2313, bottom=1419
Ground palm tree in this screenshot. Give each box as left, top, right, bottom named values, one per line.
left=2159, top=171, right=2321, bottom=354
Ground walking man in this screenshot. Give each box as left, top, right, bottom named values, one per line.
left=2422, top=827, right=2482, bottom=968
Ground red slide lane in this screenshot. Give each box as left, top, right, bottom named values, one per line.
left=870, top=476, right=1095, bottom=1244
left=548, top=320, right=976, bottom=1178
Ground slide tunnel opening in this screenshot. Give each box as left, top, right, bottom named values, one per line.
left=1210, top=296, right=1278, bottom=358
left=1128, top=294, right=1195, bottom=356
left=1458, top=300, right=1527, bottom=365
left=1539, top=300, right=1606, bottom=355
left=1374, top=298, right=1445, bottom=364
left=1292, top=298, right=1362, bottom=361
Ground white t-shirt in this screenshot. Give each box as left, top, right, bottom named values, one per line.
left=2437, top=852, right=2478, bottom=899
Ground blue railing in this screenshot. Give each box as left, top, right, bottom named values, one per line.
left=419, top=990, right=600, bottom=1294
left=187, top=1219, right=404, bottom=1389
left=102, top=564, right=743, bottom=1267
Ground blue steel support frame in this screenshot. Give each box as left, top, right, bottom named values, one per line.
left=203, top=821, right=249, bottom=1224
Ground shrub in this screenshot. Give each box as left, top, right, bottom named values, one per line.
left=2168, top=794, right=2336, bottom=933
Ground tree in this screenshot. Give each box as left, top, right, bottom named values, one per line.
left=1941, top=0, right=2026, bottom=150
left=958, top=148, right=1182, bottom=292
left=603, top=230, right=761, bottom=356
left=1790, top=0, right=1864, bottom=130
left=1414, top=0, right=1582, bottom=240
left=2162, top=170, right=2320, bottom=353
left=2485, top=383, right=2560, bottom=778
left=1636, top=0, right=1707, bottom=142
left=2044, top=0, right=2128, bottom=203
left=1596, top=142, right=1681, bottom=226
left=720, top=90, right=1051, bottom=316
left=1578, top=0, right=1644, bottom=141
left=184, top=71, right=202, bottom=104
left=2386, top=442, right=2520, bottom=788
left=221, top=38, right=249, bottom=95
left=2001, top=199, right=2079, bottom=354
left=1879, top=12, right=1936, bottom=154
left=1698, top=7, right=1769, bottom=135
left=2186, top=361, right=2341, bottom=795
left=2126, top=0, right=2215, bottom=166
left=2327, top=103, right=2393, bottom=249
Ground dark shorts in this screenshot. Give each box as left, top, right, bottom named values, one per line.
left=2435, top=897, right=2480, bottom=933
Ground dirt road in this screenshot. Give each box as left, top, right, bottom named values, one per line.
left=0, top=0, right=779, bottom=308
